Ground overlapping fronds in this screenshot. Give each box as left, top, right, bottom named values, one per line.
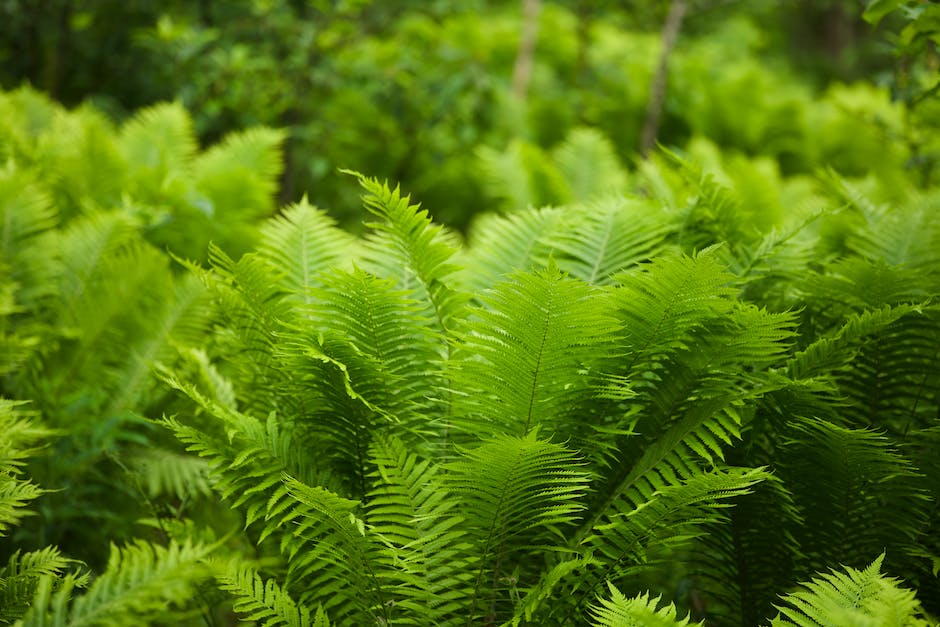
left=589, top=586, right=703, bottom=627
left=779, top=419, right=929, bottom=573
left=191, top=126, right=286, bottom=220
left=546, top=197, right=676, bottom=285
left=450, top=262, right=620, bottom=439
left=365, top=436, right=471, bottom=624
left=212, top=560, right=318, bottom=627
left=0, top=547, right=76, bottom=623
left=17, top=540, right=209, bottom=627
left=456, top=206, right=562, bottom=293
left=0, top=400, right=52, bottom=536
left=579, top=466, right=769, bottom=595
left=257, top=198, right=357, bottom=303
left=769, top=554, right=933, bottom=627
left=351, top=172, right=464, bottom=334
left=448, top=432, right=589, bottom=624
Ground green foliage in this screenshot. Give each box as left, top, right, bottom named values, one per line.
left=770, top=554, right=933, bottom=627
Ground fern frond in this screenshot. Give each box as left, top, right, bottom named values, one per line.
left=582, top=466, right=768, bottom=586
left=476, top=140, right=570, bottom=213
left=349, top=172, right=464, bottom=334
left=0, top=547, right=75, bottom=623
left=547, top=197, right=675, bottom=285
left=786, top=304, right=921, bottom=380
left=119, top=102, right=197, bottom=200
left=0, top=164, right=59, bottom=306
left=780, top=418, right=930, bottom=573
left=365, top=435, right=471, bottom=624
left=507, top=555, right=601, bottom=626
left=589, top=585, right=702, bottom=627
left=552, top=127, right=628, bottom=202
left=0, top=400, right=52, bottom=536
left=127, top=447, right=213, bottom=501
left=456, top=206, right=562, bottom=293
left=448, top=432, right=589, bottom=624
left=212, top=560, right=314, bottom=627
left=18, top=540, right=209, bottom=627
left=613, top=249, right=738, bottom=383
left=257, top=198, right=357, bottom=303
left=279, top=475, right=387, bottom=623
left=191, top=126, right=286, bottom=220
left=770, top=554, right=932, bottom=627
left=450, top=262, right=620, bottom=439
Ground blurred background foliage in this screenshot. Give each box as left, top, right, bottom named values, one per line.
left=1, top=0, right=937, bottom=232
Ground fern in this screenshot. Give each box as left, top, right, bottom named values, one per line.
left=351, top=171, right=464, bottom=335
left=0, top=400, right=51, bottom=536
left=447, top=431, right=589, bottom=624
left=769, top=554, right=933, bottom=627
left=365, top=435, right=470, bottom=624
left=212, top=559, right=317, bottom=627
left=449, top=261, right=620, bottom=439
left=0, top=547, right=76, bottom=623
left=16, top=540, right=210, bottom=627
left=590, top=585, right=703, bottom=627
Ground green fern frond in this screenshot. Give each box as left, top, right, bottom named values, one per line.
left=18, top=540, right=209, bottom=627
left=547, top=197, right=676, bottom=285
left=450, top=262, right=620, bottom=439
left=780, top=419, right=930, bottom=573
left=127, top=447, right=213, bottom=501
left=0, top=547, right=76, bottom=623
left=0, top=400, right=52, bottom=536
left=257, top=198, right=357, bottom=303
left=507, top=555, right=601, bottom=626
left=476, top=140, right=570, bottom=213
left=769, top=554, right=932, bottom=627
left=448, top=432, right=589, bottom=623
left=552, top=127, right=629, bottom=202
left=786, top=303, right=922, bottom=380
left=119, top=102, right=197, bottom=200
left=279, top=475, right=386, bottom=623
left=191, top=126, right=286, bottom=220
left=349, top=172, right=464, bottom=334
left=582, top=466, right=768, bottom=586
left=589, top=585, right=703, bottom=627
left=613, top=249, right=738, bottom=383
left=456, top=206, right=562, bottom=293
left=212, top=560, right=314, bottom=627
left=365, top=435, right=471, bottom=624
left=0, top=164, right=59, bottom=304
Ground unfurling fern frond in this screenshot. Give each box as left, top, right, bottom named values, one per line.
left=769, top=554, right=932, bottom=627
left=17, top=540, right=209, bottom=627
left=589, top=585, right=703, bottom=627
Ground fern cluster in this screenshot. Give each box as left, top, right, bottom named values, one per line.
left=2, top=84, right=939, bottom=625
left=148, top=168, right=939, bottom=625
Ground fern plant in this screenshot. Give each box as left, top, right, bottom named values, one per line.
left=148, top=166, right=939, bottom=626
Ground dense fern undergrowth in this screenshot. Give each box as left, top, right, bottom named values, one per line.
left=2, top=86, right=940, bottom=626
